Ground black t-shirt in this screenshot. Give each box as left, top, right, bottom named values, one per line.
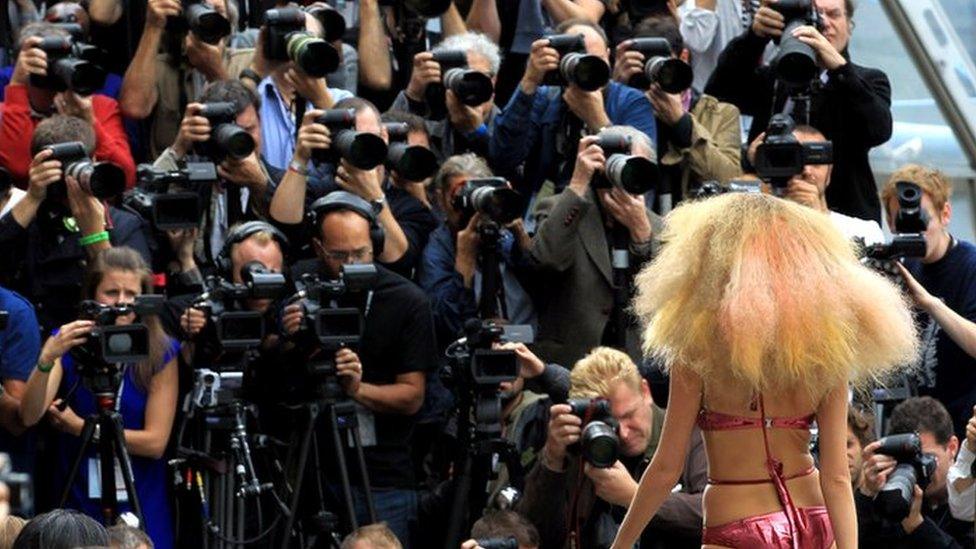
left=291, top=259, right=437, bottom=489
left=908, top=238, right=976, bottom=438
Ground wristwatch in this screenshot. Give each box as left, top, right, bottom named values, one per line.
left=369, top=196, right=387, bottom=215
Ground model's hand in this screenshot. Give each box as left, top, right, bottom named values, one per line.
left=585, top=460, right=637, bottom=506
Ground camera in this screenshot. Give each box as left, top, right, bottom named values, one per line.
left=193, top=263, right=287, bottom=350
left=865, top=182, right=930, bottom=260
left=449, top=319, right=533, bottom=390
left=0, top=454, right=32, bottom=517
left=295, top=264, right=378, bottom=350
left=304, top=4, right=346, bottom=43
left=872, top=433, right=937, bottom=521
left=264, top=7, right=340, bottom=78
left=567, top=398, right=620, bottom=468
left=383, top=122, right=438, bottom=182
left=591, top=132, right=660, bottom=195
left=50, top=22, right=84, bottom=40
left=426, top=50, right=494, bottom=109
left=753, top=114, right=832, bottom=190
left=379, top=0, right=451, bottom=17
left=195, top=102, right=256, bottom=161
left=70, top=296, right=164, bottom=368
left=451, top=177, right=522, bottom=226
left=124, top=163, right=216, bottom=230
left=167, top=0, right=231, bottom=45
left=769, top=0, right=823, bottom=85
left=30, top=36, right=106, bottom=96
left=312, top=109, right=388, bottom=170
left=543, top=34, right=610, bottom=91
left=619, top=37, right=693, bottom=93
left=476, top=537, right=518, bottom=549
left=693, top=179, right=763, bottom=198
left=42, top=141, right=126, bottom=199
left=188, top=368, right=243, bottom=409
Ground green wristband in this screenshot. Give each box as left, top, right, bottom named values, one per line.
left=37, top=361, right=54, bottom=373
left=78, top=230, right=110, bottom=246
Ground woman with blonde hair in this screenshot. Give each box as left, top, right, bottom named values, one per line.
left=611, top=193, right=918, bottom=548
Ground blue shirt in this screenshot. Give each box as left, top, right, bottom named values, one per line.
left=258, top=75, right=354, bottom=170
left=0, top=287, right=40, bottom=481
left=489, top=81, right=658, bottom=200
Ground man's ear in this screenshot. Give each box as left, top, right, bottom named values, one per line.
left=942, top=201, right=953, bottom=226
left=949, top=435, right=960, bottom=459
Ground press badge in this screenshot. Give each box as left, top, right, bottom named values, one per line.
left=348, top=402, right=377, bottom=448
left=87, top=458, right=129, bottom=502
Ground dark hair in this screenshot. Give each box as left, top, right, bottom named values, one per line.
left=470, top=510, right=540, bottom=548
left=30, top=114, right=96, bottom=156
left=381, top=110, right=427, bottom=137
left=11, top=509, right=109, bottom=549
left=848, top=405, right=876, bottom=448
left=888, top=396, right=954, bottom=446
left=200, top=79, right=261, bottom=115
left=81, top=247, right=170, bottom=390
left=334, top=96, right=381, bottom=120
left=107, top=523, right=153, bottom=549
left=554, top=18, right=608, bottom=48
left=633, top=15, right=683, bottom=55
left=846, top=0, right=856, bottom=19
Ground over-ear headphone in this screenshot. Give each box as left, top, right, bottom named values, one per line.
left=215, top=220, right=290, bottom=277
left=310, top=191, right=385, bottom=256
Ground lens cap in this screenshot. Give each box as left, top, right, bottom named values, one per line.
left=349, top=133, right=388, bottom=170
left=397, top=146, right=439, bottom=182
left=574, top=55, right=610, bottom=92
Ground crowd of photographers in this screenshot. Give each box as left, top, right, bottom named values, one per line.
left=0, top=0, right=975, bottom=548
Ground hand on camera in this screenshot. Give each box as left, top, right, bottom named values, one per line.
left=47, top=399, right=83, bottom=436
left=218, top=153, right=266, bottom=190
left=455, top=212, right=481, bottom=288
left=66, top=175, right=107, bottom=237
left=166, top=227, right=199, bottom=269
left=612, top=43, right=644, bottom=84
left=281, top=302, right=304, bottom=336
left=180, top=307, right=208, bottom=336
left=293, top=110, right=331, bottom=164
left=647, top=83, right=685, bottom=127
left=185, top=32, right=226, bottom=81
left=405, top=52, right=441, bottom=102
left=901, top=485, right=924, bottom=534
left=39, top=320, right=94, bottom=365
left=894, top=262, right=938, bottom=313
left=446, top=90, right=484, bottom=134
left=335, top=347, right=362, bottom=397
left=11, top=37, right=46, bottom=86
left=859, top=440, right=897, bottom=498
left=336, top=159, right=384, bottom=202
left=27, top=149, right=62, bottom=201
left=521, top=39, right=560, bottom=94
left=790, top=25, right=846, bottom=71
left=569, top=136, right=606, bottom=195
left=563, top=86, right=610, bottom=132
left=967, top=406, right=976, bottom=453
left=585, top=460, right=637, bottom=506
left=173, top=103, right=210, bottom=158
left=54, top=91, right=94, bottom=124
left=752, top=1, right=785, bottom=38
left=543, top=404, right=582, bottom=470
left=146, top=0, right=181, bottom=29
left=497, top=342, right=545, bottom=379
left=285, top=67, right=332, bottom=109
left=784, top=177, right=821, bottom=210
left=598, top=187, right=652, bottom=243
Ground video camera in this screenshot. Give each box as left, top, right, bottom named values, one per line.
left=452, top=177, right=522, bottom=226
left=295, top=264, right=378, bottom=350
left=194, top=102, right=256, bottom=161
left=769, top=0, right=823, bottom=85
left=41, top=141, right=126, bottom=200
left=753, top=114, right=832, bottom=191
left=193, top=262, right=287, bottom=350
left=425, top=50, right=494, bottom=113
left=543, top=34, right=610, bottom=91
left=865, top=182, right=929, bottom=260
left=379, top=0, right=451, bottom=17
left=872, top=433, right=937, bottom=521
left=619, top=37, right=693, bottom=93
left=591, top=132, right=660, bottom=195
left=476, top=538, right=518, bottom=549
left=30, top=36, right=106, bottom=96
left=312, top=108, right=388, bottom=170
left=383, top=122, right=438, bottom=182
left=167, top=0, right=231, bottom=45
left=567, top=398, right=619, bottom=468
left=124, top=163, right=216, bottom=231
left=445, top=320, right=534, bottom=394
left=263, top=7, right=340, bottom=78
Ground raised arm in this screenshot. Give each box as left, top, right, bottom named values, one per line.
left=817, top=381, right=856, bottom=549
left=541, top=0, right=605, bottom=24
left=119, top=0, right=180, bottom=119
left=358, top=0, right=392, bottom=90
left=466, top=0, right=500, bottom=43
left=87, top=0, right=124, bottom=26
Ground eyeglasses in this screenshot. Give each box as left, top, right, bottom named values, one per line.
left=320, top=246, right=373, bottom=263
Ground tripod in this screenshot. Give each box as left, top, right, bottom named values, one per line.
left=60, top=367, right=144, bottom=529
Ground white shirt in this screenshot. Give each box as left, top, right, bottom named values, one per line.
left=0, top=187, right=26, bottom=218
left=830, top=211, right=885, bottom=246
left=948, top=442, right=975, bottom=521
left=679, top=0, right=745, bottom=93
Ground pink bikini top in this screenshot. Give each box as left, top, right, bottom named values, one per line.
left=697, top=409, right=816, bottom=432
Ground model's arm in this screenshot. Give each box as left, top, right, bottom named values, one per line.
left=358, top=0, right=392, bottom=90
left=611, top=367, right=703, bottom=549
left=817, top=381, right=856, bottom=549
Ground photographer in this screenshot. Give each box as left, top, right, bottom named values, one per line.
left=0, top=285, right=40, bottom=439
left=461, top=509, right=540, bottom=549
left=529, top=127, right=659, bottom=367
left=0, top=23, right=135, bottom=187
left=393, top=32, right=501, bottom=160
left=19, top=247, right=179, bottom=549
left=848, top=405, right=876, bottom=492
left=705, top=0, right=891, bottom=222
left=881, top=165, right=976, bottom=438
left=380, top=110, right=436, bottom=210
left=0, top=115, right=150, bottom=333
left=119, top=0, right=254, bottom=158
left=490, top=19, right=656, bottom=203
left=858, top=396, right=973, bottom=547
left=517, top=347, right=705, bottom=549
left=613, top=16, right=742, bottom=206
left=154, top=79, right=276, bottom=268
left=285, top=190, right=437, bottom=544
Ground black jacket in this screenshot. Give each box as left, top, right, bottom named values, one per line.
left=705, top=30, right=892, bottom=222
left=855, top=490, right=975, bottom=548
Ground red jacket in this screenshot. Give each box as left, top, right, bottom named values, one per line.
left=0, top=84, right=136, bottom=189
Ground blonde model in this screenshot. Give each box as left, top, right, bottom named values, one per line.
left=611, top=193, right=917, bottom=549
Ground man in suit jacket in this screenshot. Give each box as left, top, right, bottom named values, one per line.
left=529, top=127, right=662, bottom=368
left=705, top=0, right=891, bottom=223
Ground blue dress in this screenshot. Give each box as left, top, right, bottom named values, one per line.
left=55, top=337, right=179, bottom=549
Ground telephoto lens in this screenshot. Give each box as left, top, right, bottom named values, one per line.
left=313, top=109, right=387, bottom=170
left=33, top=36, right=106, bottom=96
left=384, top=122, right=438, bottom=182
left=771, top=0, right=821, bottom=85
left=286, top=31, right=340, bottom=78
left=567, top=398, right=620, bottom=468
left=623, top=38, right=693, bottom=93
left=543, top=34, right=610, bottom=91
left=430, top=50, right=494, bottom=107
left=594, top=133, right=660, bottom=195
left=304, top=5, right=346, bottom=42
left=198, top=102, right=255, bottom=160
left=184, top=1, right=231, bottom=44
left=873, top=433, right=938, bottom=521
left=44, top=141, right=126, bottom=199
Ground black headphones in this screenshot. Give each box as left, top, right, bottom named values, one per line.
left=215, top=220, right=290, bottom=277
left=310, top=191, right=385, bottom=256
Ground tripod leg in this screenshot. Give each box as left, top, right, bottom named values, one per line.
left=443, top=451, right=474, bottom=549
left=60, top=416, right=98, bottom=508
left=327, top=405, right=359, bottom=531
left=280, top=404, right=319, bottom=549
left=109, top=413, right=145, bottom=528
left=346, top=424, right=376, bottom=524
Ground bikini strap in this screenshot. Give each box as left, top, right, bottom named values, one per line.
left=758, top=394, right=803, bottom=549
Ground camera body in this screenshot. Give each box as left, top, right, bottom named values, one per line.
left=312, top=109, right=388, bottom=170
left=69, top=296, right=164, bottom=387
left=873, top=433, right=937, bottom=521
left=543, top=34, right=610, bottom=91
left=451, top=177, right=522, bottom=226
left=30, top=36, right=106, bottom=96
left=769, top=0, right=823, bottom=85
left=378, top=0, right=451, bottom=17
left=865, top=182, right=930, bottom=260
left=193, top=262, right=287, bottom=351
left=167, top=0, right=231, bottom=45
left=195, top=102, right=256, bottom=161
left=590, top=132, right=659, bottom=195
left=264, top=7, right=339, bottom=77
left=426, top=50, right=494, bottom=112
left=384, top=122, right=438, bottom=182
left=296, top=264, right=378, bottom=350
left=621, top=37, right=693, bottom=93
left=42, top=141, right=126, bottom=200
left=753, top=114, right=832, bottom=190
left=567, top=398, right=620, bottom=468
left=124, top=163, right=216, bottom=230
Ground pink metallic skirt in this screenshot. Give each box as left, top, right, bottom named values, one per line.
left=702, top=506, right=834, bottom=548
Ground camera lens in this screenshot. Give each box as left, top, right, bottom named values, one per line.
left=874, top=463, right=916, bottom=521
left=212, top=123, right=256, bottom=160
left=51, top=57, right=105, bottom=96
left=106, top=332, right=133, bottom=354
left=560, top=53, right=610, bottom=91
left=66, top=160, right=126, bottom=198
left=443, top=68, right=494, bottom=106
left=286, top=32, right=341, bottom=78
left=605, top=154, right=659, bottom=195
left=306, top=6, right=346, bottom=42
left=775, top=20, right=819, bottom=85
left=581, top=421, right=619, bottom=468
left=333, top=130, right=387, bottom=170
left=470, top=185, right=522, bottom=225
left=388, top=143, right=438, bottom=182
left=646, top=57, right=693, bottom=94
left=185, top=2, right=231, bottom=44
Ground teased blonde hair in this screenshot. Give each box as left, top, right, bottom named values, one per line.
left=569, top=347, right=642, bottom=399
left=633, top=193, right=917, bottom=398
